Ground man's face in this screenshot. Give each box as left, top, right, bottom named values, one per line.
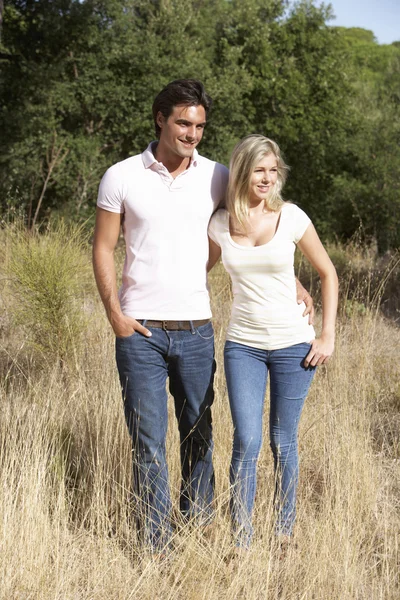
left=157, top=104, right=206, bottom=160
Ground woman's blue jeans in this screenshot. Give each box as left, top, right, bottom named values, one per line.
left=224, top=340, right=315, bottom=547
left=115, top=321, right=216, bottom=552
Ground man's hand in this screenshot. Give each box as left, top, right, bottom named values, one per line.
left=295, top=278, right=314, bottom=325
left=111, top=314, right=152, bottom=339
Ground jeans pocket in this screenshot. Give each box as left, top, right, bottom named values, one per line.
left=115, top=332, right=136, bottom=340
left=196, top=322, right=214, bottom=340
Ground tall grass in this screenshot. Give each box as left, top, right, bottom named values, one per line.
left=0, top=226, right=399, bottom=599
left=2, top=220, right=92, bottom=370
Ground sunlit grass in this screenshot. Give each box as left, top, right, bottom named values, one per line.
left=0, top=227, right=399, bottom=599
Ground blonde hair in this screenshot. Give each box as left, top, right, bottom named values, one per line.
left=226, top=134, right=289, bottom=232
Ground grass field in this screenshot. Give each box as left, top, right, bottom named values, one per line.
left=0, top=223, right=399, bottom=599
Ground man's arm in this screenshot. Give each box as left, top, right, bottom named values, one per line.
left=207, top=237, right=221, bottom=273
left=295, top=278, right=314, bottom=325
left=92, top=207, right=151, bottom=338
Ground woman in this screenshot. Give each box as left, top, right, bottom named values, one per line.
left=208, top=135, right=338, bottom=549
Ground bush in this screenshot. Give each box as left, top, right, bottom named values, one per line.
left=295, top=238, right=400, bottom=321
left=4, top=219, right=92, bottom=368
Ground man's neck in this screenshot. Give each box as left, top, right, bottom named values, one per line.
left=154, top=143, right=192, bottom=178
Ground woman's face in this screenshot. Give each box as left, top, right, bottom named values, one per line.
left=248, top=153, right=278, bottom=205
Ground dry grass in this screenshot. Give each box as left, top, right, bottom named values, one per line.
left=0, top=230, right=399, bottom=599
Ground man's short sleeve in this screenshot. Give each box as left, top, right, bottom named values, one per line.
left=97, top=164, right=125, bottom=214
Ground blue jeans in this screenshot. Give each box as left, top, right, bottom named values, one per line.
left=224, top=340, right=315, bottom=547
left=115, top=321, right=215, bottom=551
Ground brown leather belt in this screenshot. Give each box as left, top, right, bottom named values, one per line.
left=137, top=319, right=210, bottom=331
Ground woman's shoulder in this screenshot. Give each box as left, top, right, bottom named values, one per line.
left=208, top=208, right=229, bottom=243
left=213, top=207, right=228, bottom=218
left=282, top=201, right=307, bottom=216
left=209, top=207, right=229, bottom=226
left=281, top=202, right=311, bottom=241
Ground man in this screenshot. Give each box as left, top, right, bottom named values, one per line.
left=92, top=79, right=312, bottom=553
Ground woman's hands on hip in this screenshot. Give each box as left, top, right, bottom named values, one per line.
left=304, top=334, right=335, bottom=368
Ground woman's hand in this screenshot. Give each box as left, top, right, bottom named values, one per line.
left=304, top=334, right=335, bottom=368
left=295, top=278, right=314, bottom=325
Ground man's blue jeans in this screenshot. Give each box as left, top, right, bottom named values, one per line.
left=224, top=340, right=315, bottom=547
left=115, top=321, right=215, bottom=551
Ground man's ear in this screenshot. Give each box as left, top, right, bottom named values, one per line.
left=156, top=111, right=164, bottom=130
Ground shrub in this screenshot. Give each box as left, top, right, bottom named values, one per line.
left=4, top=219, right=92, bottom=368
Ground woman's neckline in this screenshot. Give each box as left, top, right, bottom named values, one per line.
left=226, top=204, right=285, bottom=249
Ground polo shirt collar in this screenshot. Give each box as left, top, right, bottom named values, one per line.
left=142, top=142, right=199, bottom=170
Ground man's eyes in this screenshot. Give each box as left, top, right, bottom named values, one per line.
left=177, top=122, right=205, bottom=128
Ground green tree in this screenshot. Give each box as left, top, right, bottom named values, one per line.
left=1, top=0, right=398, bottom=250
left=203, top=1, right=355, bottom=240
left=0, top=0, right=223, bottom=222
left=327, top=28, right=400, bottom=251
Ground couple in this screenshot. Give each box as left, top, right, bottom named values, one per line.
left=93, top=79, right=338, bottom=554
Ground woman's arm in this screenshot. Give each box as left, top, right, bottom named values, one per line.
left=297, top=224, right=338, bottom=368
left=295, top=278, right=314, bottom=325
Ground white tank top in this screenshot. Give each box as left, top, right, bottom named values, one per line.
left=208, top=203, right=316, bottom=350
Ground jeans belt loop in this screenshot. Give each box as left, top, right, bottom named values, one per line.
left=189, top=320, right=196, bottom=335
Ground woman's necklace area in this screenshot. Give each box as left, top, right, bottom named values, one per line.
left=230, top=209, right=281, bottom=246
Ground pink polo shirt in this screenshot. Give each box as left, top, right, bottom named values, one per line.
left=97, top=143, right=229, bottom=319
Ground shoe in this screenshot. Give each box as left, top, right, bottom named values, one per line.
left=201, top=521, right=218, bottom=543
left=276, top=535, right=297, bottom=560
left=225, top=546, right=249, bottom=572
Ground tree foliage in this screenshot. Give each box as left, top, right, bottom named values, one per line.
left=328, top=25, right=400, bottom=251
left=0, top=0, right=399, bottom=250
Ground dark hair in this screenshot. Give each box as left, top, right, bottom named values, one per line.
left=152, top=79, right=212, bottom=138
